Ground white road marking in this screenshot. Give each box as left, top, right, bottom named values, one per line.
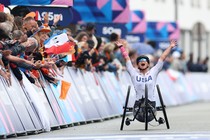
left=24, top=133, right=210, bottom=140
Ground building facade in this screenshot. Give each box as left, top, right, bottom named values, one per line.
left=130, top=0, right=210, bottom=70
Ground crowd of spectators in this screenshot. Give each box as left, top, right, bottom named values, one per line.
left=162, top=50, right=209, bottom=74
left=0, top=11, right=128, bottom=87
left=0, top=11, right=209, bottom=88
left=186, top=53, right=209, bottom=72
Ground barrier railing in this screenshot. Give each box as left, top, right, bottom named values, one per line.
left=0, top=68, right=210, bottom=138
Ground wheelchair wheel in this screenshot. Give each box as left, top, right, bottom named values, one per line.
left=156, top=84, right=170, bottom=129
left=145, top=84, right=149, bottom=130
left=120, top=85, right=131, bottom=130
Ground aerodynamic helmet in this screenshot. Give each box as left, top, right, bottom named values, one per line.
left=136, top=55, right=150, bottom=65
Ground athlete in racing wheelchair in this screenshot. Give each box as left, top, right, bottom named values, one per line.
left=115, top=39, right=177, bottom=130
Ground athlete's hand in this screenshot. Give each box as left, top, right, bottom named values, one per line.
left=115, top=39, right=129, bottom=60
left=115, top=39, right=126, bottom=48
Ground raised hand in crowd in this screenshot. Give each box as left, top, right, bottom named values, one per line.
left=53, top=14, right=62, bottom=27
left=43, top=12, right=49, bottom=25
left=68, top=36, right=77, bottom=43
left=0, top=58, right=11, bottom=86
left=0, top=64, right=10, bottom=80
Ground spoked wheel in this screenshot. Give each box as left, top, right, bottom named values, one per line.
left=156, top=84, right=170, bottom=129
left=145, top=84, right=149, bottom=130
left=120, top=85, right=131, bottom=130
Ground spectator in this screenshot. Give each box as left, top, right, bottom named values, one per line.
left=170, top=51, right=188, bottom=73
left=22, top=16, right=39, bottom=37
left=85, top=22, right=98, bottom=48
left=201, top=56, right=209, bottom=72
left=75, top=39, right=95, bottom=71
left=75, top=31, right=89, bottom=42
left=14, top=16, right=23, bottom=30
left=187, top=53, right=197, bottom=72
left=74, top=31, right=89, bottom=56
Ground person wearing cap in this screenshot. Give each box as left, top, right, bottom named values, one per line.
left=115, top=39, right=176, bottom=106
left=33, top=24, right=51, bottom=55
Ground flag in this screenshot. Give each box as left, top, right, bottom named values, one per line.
left=60, top=80, right=71, bottom=100
left=0, top=4, right=4, bottom=12
left=166, top=69, right=181, bottom=81
left=61, top=53, right=76, bottom=62
left=45, top=42, right=75, bottom=54
left=44, top=33, right=75, bottom=54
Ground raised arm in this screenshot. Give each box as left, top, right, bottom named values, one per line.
left=159, top=40, right=177, bottom=61
left=115, top=39, right=130, bottom=62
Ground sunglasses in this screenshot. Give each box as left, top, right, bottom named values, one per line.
left=138, top=58, right=148, bottom=62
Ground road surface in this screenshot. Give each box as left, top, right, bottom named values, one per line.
left=12, top=101, right=210, bottom=139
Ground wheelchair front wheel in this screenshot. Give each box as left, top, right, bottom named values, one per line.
left=156, top=84, right=170, bottom=129
left=145, top=84, right=148, bottom=130
left=120, top=85, right=131, bottom=130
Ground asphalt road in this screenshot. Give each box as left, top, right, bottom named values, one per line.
left=12, top=101, right=210, bottom=139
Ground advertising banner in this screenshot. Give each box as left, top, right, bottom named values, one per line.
left=49, top=82, right=72, bottom=125
left=9, top=5, right=73, bottom=26
left=81, top=70, right=113, bottom=119
left=68, top=68, right=101, bottom=122
left=22, top=73, right=52, bottom=131
left=146, top=22, right=180, bottom=42
left=62, top=68, right=87, bottom=123
left=3, top=72, right=41, bottom=132
left=96, top=23, right=127, bottom=39
left=0, top=78, right=24, bottom=136
left=0, top=0, right=73, bottom=6
left=39, top=75, right=67, bottom=127
left=72, top=0, right=129, bottom=23
left=96, top=72, right=122, bottom=115
left=27, top=6, right=73, bottom=26
left=125, top=33, right=145, bottom=43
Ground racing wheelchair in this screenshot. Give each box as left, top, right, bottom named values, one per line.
left=120, top=84, right=170, bottom=130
